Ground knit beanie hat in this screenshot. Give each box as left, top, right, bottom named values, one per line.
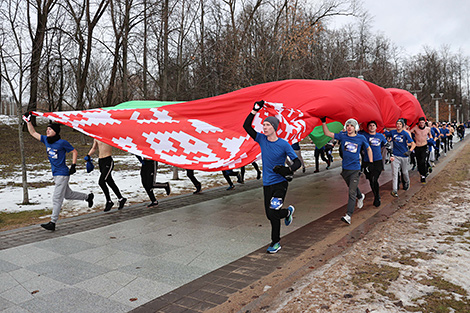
left=264, top=116, right=279, bottom=131
left=48, top=122, right=61, bottom=135
left=397, top=118, right=406, bottom=127
left=343, top=118, right=359, bottom=131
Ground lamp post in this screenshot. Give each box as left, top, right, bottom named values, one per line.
left=431, top=92, right=444, bottom=123
left=446, top=99, right=455, bottom=122
left=406, top=82, right=424, bottom=99
left=455, top=104, right=462, bottom=123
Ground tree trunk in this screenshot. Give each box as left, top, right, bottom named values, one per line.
left=27, top=0, right=57, bottom=124
left=143, top=0, right=148, bottom=98
left=17, top=111, right=29, bottom=204
left=161, top=0, right=169, bottom=99
left=172, top=167, right=179, bottom=180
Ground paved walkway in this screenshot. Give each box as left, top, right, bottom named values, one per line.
left=0, top=138, right=465, bottom=313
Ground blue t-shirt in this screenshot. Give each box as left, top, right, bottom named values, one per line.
left=430, top=127, right=439, bottom=139
left=440, top=128, right=449, bottom=138
left=255, top=133, right=298, bottom=186
left=384, top=130, right=414, bottom=157
left=359, top=131, right=386, bottom=162
left=334, top=132, right=369, bottom=170
left=40, top=135, right=75, bottom=176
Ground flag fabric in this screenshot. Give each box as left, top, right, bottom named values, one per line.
left=33, top=78, right=425, bottom=171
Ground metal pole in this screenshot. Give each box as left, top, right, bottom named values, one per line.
left=436, top=99, right=439, bottom=123
left=448, top=104, right=451, bottom=122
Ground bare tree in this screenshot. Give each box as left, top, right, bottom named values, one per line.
left=26, top=0, right=58, bottom=124
left=0, top=0, right=32, bottom=204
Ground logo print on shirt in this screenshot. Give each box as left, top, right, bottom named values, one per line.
left=344, top=141, right=358, bottom=153
left=47, top=147, right=58, bottom=159
left=393, top=134, right=404, bottom=143
left=370, top=137, right=381, bottom=146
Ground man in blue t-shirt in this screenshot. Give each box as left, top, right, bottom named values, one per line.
left=359, top=121, right=388, bottom=207
left=24, top=113, right=94, bottom=231
left=430, top=122, right=441, bottom=161
left=384, top=118, right=416, bottom=197
left=322, top=117, right=372, bottom=225
left=244, top=101, right=301, bottom=254
left=439, top=124, right=449, bottom=155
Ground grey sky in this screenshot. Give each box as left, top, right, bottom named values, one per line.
left=330, top=0, right=470, bottom=56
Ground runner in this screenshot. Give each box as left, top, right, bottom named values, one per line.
left=87, top=139, right=126, bottom=211
left=385, top=118, right=416, bottom=197
left=359, top=121, right=388, bottom=207
left=243, top=100, right=300, bottom=253
left=240, top=162, right=262, bottom=182
left=23, top=113, right=94, bottom=231
left=430, top=122, right=441, bottom=161
left=222, top=169, right=242, bottom=190
left=322, top=117, right=372, bottom=224
left=136, top=156, right=171, bottom=207
left=313, top=144, right=329, bottom=173
left=410, top=117, right=432, bottom=183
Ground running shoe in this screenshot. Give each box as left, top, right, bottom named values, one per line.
left=147, top=201, right=159, bottom=208
left=341, top=214, right=351, bottom=225
left=285, top=205, right=295, bottom=226
left=357, top=193, right=365, bottom=209
left=41, top=221, right=56, bottom=231
left=267, top=242, right=281, bottom=254
left=226, top=185, right=235, bottom=191
left=104, top=201, right=114, bottom=212
left=391, top=191, right=398, bottom=197
left=118, top=198, right=127, bottom=210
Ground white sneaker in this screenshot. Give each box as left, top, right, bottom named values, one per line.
left=357, top=193, right=365, bottom=209
left=341, top=214, right=351, bottom=225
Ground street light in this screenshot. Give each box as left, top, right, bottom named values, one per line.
left=406, top=82, right=425, bottom=99
left=445, top=99, right=455, bottom=122
left=431, top=92, right=444, bottom=123
left=455, top=104, right=462, bottom=123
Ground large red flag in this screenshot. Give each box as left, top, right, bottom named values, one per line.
left=33, top=78, right=425, bottom=171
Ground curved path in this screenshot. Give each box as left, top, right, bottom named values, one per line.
left=0, top=137, right=466, bottom=313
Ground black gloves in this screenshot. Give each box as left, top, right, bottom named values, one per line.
left=404, top=150, right=411, bottom=157
left=23, top=112, right=32, bottom=123
left=69, top=164, right=77, bottom=175
left=273, top=165, right=293, bottom=181
left=253, top=100, right=265, bottom=112
left=320, top=116, right=327, bottom=123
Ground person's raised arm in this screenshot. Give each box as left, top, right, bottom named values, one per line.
left=243, top=100, right=264, bottom=140
left=321, top=117, right=334, bottom=138
left=23, top=112, right=41, bottom=140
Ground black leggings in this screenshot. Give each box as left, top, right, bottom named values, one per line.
left=222, top=170, right=239, bottom=186
left=141, top=160, right=167, bottom=202
left=263, top=181, right=289, bottom=245
left=240, top=162, right=261, bottom=180
left=98, top=156, right=122, bottom=202
left=186, top=169, right=200, bottom=188
left=365, top=160, right=383, bottom=201
left=315, top=148, right=329, bottom=170
left=415, top=145, right=428, bottom=177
